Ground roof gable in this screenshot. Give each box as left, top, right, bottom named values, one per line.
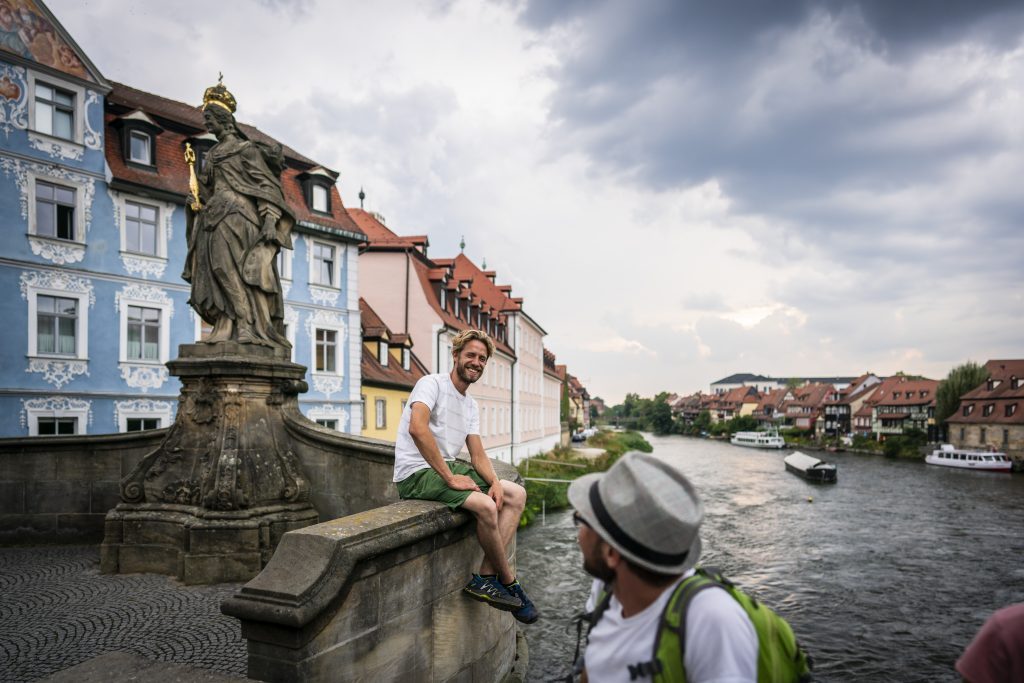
left=0, top=0, right=108, bottom=88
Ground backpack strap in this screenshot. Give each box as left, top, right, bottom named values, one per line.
left=651, top=569, right=722, bottom=683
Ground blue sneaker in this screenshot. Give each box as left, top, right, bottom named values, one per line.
left=504, top=579, right=539, bottom=624
left=463, top=574, right=522, bottom=611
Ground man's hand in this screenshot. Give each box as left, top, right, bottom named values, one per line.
left=489, top=480, right=504, bottom=511
left=447, top=474, right=481, bottom=492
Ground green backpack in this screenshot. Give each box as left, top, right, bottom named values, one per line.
left=588, top=567, right=813, bottom=683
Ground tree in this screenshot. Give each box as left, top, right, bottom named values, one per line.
left=935, top=361, right=990, bottom=427
left=648, top=400, right=674, bottom=435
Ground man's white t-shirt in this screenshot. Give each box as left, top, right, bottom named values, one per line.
left=584, top=572, right=758, bottom=683
left=393, top=373, right=480, bottom=482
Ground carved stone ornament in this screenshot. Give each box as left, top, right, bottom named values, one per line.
left=27, top=235, right=85, bottom=264
left=27, top=358, right=89, bottom=389
left=28, top=132, right=84, bottom=161
left=0, top=64, right=29, bottom=137
left=19, top=269, right=96, bottom=304
left=20, top=396, right=91, bottom=429
left=119, top=364, right=168, bottom=392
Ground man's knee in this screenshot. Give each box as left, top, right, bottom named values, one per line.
left=464, top=492, right=498, bottom=524
left=503, top=481, right=526, bottom=508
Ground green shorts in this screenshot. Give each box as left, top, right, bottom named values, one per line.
left=397, top=460, right=490, bottom=510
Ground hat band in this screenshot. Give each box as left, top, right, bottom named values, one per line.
left=589, top=482, right=690, bottom=568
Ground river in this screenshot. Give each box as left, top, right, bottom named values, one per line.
left=515, top=434, right=1024, bottom=682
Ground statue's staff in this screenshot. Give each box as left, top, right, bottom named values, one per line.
left=184, top=142, right=201, bottom=210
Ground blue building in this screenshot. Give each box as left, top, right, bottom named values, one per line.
left=0, top=2, right=365, bottom=437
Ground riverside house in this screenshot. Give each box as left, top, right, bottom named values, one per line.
left=866, top=376, right=939, bottom=441
left=946, top=359, right=1024, bottom=456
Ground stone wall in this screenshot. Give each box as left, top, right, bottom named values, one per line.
left=221, top=480, right=523, bottom=683
left=0, top=407, right=397, bottom=546
left=0, top=430, right=164, bottom=544
left=947, top=422, right=1024, bottom=458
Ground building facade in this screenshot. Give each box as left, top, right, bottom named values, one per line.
left=946, top=359, right=1024, bottom=456
left=0, top=5, right=365, bottom=436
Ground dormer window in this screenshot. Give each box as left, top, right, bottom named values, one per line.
left=1012, top=377, right=1022, bottom=390
left=440, top=288, right=447, bottom=310
left=1006, top=403, right=1017, bottom=417
left=963, top=404, right=975, bottom=416
left=312, top=184, right=329, bottom=213
left=298, top=168, right=335, bottom=215
left=983, top=404, right=994, bottom=417
left=402, top=348, right=410, bottom=371
left=378, top=341, right=388, bottom=367
left=115, top=110, right=162, bottom=169
left=129, top=130, right=152, bottom=165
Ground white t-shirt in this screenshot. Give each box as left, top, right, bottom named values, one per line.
left=584, top=572, right=758, bottom=683
left=393, top=373, right=480, bottom=482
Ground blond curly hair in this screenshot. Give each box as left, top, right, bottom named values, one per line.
left=451, top=329, right=494, bottom=360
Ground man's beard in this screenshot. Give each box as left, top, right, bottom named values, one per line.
left=582, top=550, right=615, bottom=583
left=455, top=359, right=482, bottom=385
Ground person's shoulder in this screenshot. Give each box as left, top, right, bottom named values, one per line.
left=688, top=584, right=754, bottom=629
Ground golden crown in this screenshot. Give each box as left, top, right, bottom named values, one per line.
left=202, top=73, right=236, bottom=114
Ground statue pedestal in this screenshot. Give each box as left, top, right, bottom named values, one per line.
left=101, top=344, right=319, bottom=584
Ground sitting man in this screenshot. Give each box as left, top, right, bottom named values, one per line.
left=393, top=328, right=538, bottom=624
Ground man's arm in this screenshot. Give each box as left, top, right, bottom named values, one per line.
left=466, top=434, right=503, bottom=509
left=408, top=402, right=479, bottom=491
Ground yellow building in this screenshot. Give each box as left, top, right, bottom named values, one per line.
left=360, top=299, right=427, bottom=442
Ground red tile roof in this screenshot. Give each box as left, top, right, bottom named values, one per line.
left=865, top=377, right=938, bottom=408
left=948, top=359, right=1024, bottom=425
left=349, top=208, right=427, bottom=250
left=105, top=82, right=364, bottom=239
left=359, top=298, right=427, bottom=390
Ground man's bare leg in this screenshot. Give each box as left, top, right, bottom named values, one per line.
left=462, top=491, right=515, bottom=584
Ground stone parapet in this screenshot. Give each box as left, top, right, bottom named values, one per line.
left=222, top=461, right=522, bottom=683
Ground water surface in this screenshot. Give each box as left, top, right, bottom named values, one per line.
left=517, top=434, right=1024, bottom=682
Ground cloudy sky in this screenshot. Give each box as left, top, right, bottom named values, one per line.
left=53, top=0, right=1023, bottom=403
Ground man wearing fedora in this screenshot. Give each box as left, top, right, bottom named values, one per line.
left=569, top=452, right=758, bottom=682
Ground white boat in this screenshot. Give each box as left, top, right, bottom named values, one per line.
left=925, top=444, right=1013, bottom=472
left=784, top=451, right=837, bottom=483
left=730, top=428, right=785, bottom=449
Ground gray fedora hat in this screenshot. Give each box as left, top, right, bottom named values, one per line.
left=568, top=452, right=703, bottom=575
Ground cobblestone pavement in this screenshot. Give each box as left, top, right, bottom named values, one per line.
left=0, top=546, right=247, bottom=682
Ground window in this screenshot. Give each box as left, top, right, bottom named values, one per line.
left=126, top=306, right=160, bottom=361
left=402, top=348, right=410, bottom=371
left=124, top=201, right=158, bottom=255
left=34, top=82, right=74, bottom=139
left=315, top=419, right=338, bottom=430
left=128, top=130, right=152, bottom=165
left=983, top=404, right=994, bottom=417
left=963, top=404, right=974, bottom=416
left=1003, top=429, right=1009, bottom=445
left=38, top=417, right=77, bottom=435
left=440, top=289, right=447, bottom=310
left=312, top=242, right=335, bottom=286
left=1006, top=404, right=1017, bottom=417
left=276, top=248, right=292, bottom=281
left=960, top=427, right=965, bottom=441
left=315, top=328, right=337, bottom=372
left=378, top=342, right=388, bottom=367
left=361, top=395, right=367, bottom=429
left=126, top=417, right=160, bottom=432
left=375, top=398, right=386, bottom=429
left=980, top=428, right=986, bottom=442
left=35, top=181, right=76, bottom=240
left=312, top=184, right=329, bottom=213
left=36, top=295, right=77, bottom=356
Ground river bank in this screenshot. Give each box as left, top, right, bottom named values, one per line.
left=516, top=430, right=651, bottom=526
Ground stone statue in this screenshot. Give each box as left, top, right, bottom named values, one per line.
left=183, top=77, right=294, bottom=349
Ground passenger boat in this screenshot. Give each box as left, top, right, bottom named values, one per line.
left=925, top=444, right=1012, bottom=472
left=730, top=428, right=785, bottom=449
left=784, top=451, right=837, bottom=483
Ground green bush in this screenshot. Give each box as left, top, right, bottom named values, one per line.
left=517, top=430, right=652, bottom=526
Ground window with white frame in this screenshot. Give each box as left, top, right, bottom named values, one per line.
left=402, top=348, right=410, bottom=371
left=124, top=201, right=158, bottom=255
left=315, top=418, right=338, bottom=430
left=126, top=306, right=161, bottom=361
left=126, top=417, right=160, bottom=432
left=276, top=248, right=292, bottom=281
left=378, top=341, right=388, bottom=366
left=375, top=398, right=386, bottom=429
left=312, top=242, right=336, bottom=286
left=311, top=184, right=329, bottom=213
left=25, top=397, right=91, bottom=436
left=315, top=328, right=337, bottom=373
left=35, top=294, right=78, bottom=356
left=361, top=395, right=367, bottom=429
left=34, top=181, right=76, bottom=240
left=118, top=290, right=171, bottom=366
left=116, top=400, right=173, bottom=433
left=39, top=416, right=78, bottom=435
left=34, top=82, right=75, bottom=140
left=128, top=130, right=152, bottom=165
